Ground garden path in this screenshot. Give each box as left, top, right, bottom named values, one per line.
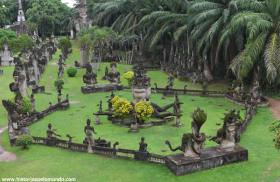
left=268, top=98, right=280, bottom=119
left=0, top=127, right=16, bottom=162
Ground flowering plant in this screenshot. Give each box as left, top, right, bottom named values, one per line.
left=123, top=71, right=134, bottom=86
left=135, top=100, right=154, bottom=121
left=112, top=96, right=133, bottom=118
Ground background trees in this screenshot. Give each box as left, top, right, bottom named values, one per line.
left=86, top=0, right=280, bottom=88
left=26, top=0, right=72, bottom=38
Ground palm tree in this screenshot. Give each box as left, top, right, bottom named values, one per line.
left=221, top=0, right=280, bottom=85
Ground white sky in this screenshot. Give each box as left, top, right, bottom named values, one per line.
left=61, top=0, right=76, bottom=8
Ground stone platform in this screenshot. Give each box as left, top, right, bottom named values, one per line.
left=165, top=145, right=248, bottom=176
left=81, top=84, right=123, bottom=94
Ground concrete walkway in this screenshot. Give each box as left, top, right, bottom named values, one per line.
left=0, top=127, right=16, bottom=162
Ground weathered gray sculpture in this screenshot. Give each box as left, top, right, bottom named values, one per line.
left=211, top=110, right=241, bottom=149
left=84, top=119, right=97, bottom=153
left=166, top=108, right=207, bottom=158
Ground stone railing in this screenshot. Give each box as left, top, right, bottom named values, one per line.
left=151, top=86, right=226, bottom=97
left=18, top=99, right=70, bottom=127
left=32, top=136, right=166, bottom=164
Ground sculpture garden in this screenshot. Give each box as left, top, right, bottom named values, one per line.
left=0, top=0, right=280, bottom=181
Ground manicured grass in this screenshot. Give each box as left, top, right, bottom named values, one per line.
left=0, top=66, right=14, bottom=127
left=0, top=41, right=279, bottom=182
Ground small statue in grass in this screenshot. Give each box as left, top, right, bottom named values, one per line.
left=46, top=123, right=61, bottom=140
left=84, top=119, right=97, bottom=153
left=95, top=115, right=101, bottom=125
left=139, top=137, right=148, bottom=152
left=30, top=94, right=36, bottom=113
left=102, top=66, right=109, bottom=80
left=66, top=134, right=75, bottom=148
left=107, top=91, right=115, bottom=112
left=173, top=93, right=183, bottom=127
left=202, top=79, right=208, bottom=95
left=166, top=74, right=174, bottom=90
left=98, top=100, right=103, bottom=113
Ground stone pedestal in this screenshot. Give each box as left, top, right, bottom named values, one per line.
left=81, top=84, right=123, bottom=94
left=165, top=145, right=248, bottom=176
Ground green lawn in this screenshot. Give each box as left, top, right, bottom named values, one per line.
left=0, top=41, right=279, bottom=182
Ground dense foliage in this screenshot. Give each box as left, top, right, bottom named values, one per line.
left=111, top=96, right=133, bottom=118
left=67, top=67, right=78, bottom=77
left=0, top=29, right=33, bottom=53
left=135, top=100, right=154, bottom=121
left=87, top=0, right=280, bottom=88
left=26, top=0, right=72, bottom=37
left=58, top=37, right=72, bottom=57
left=16, top=134, right=33, bottom=149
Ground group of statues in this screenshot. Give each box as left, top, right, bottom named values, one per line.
left=166, top=108, right=242, bottom=158
left=231, top=80, right=262, bottom=104
left=83, top=62, right=121, bottom=87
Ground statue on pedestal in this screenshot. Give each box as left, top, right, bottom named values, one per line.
left=210, top=110, right=241, bottom=149
left=166, top=108, right=207, bottom=158
left=83, top=63, right=97, bottom=86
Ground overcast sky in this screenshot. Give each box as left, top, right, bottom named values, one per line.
left=61, top=0, right=76, bottom=8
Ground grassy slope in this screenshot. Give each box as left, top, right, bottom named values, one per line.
left=0, top=42, right=279, bottom=182
left=0, top=66, right=14, bottom=127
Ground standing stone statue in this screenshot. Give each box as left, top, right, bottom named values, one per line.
left=84, top=119, right=97, bottom=153
left=173, top=94, right=182, bottom=127
left=0, top=43, right=14, bottom=66
left=107, top=91, right=115, bottom=112
left=30, top=94, right=36, bottom=113
left=166, top=74, right=174, bottom=89
left=98, top=100, right=103, bottom=113
left=210, top=110, right=241, bottom=149
left=138, top=137, right=148, bottom=152
left=58, top=55, right=65, bottom=78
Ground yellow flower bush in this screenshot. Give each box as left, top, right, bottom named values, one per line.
left=112, top=96, right=133, bottom=118
left=135, top=100, right=154, bottom=121
left=123, top=71, right=134, bottom=80
left=123, top=71, right=134, bottom=86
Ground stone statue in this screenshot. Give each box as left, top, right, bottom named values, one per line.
left=173, top=94, right=182, bottom=127
left=138, top=137, right=148, bottom=152
left=98, top=100, right=103, bottom=113
left=166, top=74, right=174, bottom=89
left=83, top=63, right=97, bottom=86
left=210, top=110, right=241, bottom=149
left=250, top=81, right=261, bottom=103
left=46, top=123, right=61, bottom=140
left=166, top=108, right=207, bottom=158
left=107, top=91, right=115, bottom=112
left=107, top=63, right=120, bottom=84
left=30, top=94, right=36, bottom=112
left=84, top=119, right=97, bottom=152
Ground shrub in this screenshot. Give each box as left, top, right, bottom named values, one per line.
left=67, top=67, right=77, bottom=77
left=112, top=96, right=133, bottom=118
left=269, top=120, right=280, bottom=133
left=54, top=79, right=64, bottom=91
left=135, top=100, right=154, bottom=121
left=21, top=97, right=32, bottom=113
left=274, top=129, right=280, bottom=149
left=58, top=37, right=72, bottom=56
left=123, top=71, right=134, bottom=86
left=16, top=134, right=33, bottom=149
left=192, top=108, right=207, bottom=125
